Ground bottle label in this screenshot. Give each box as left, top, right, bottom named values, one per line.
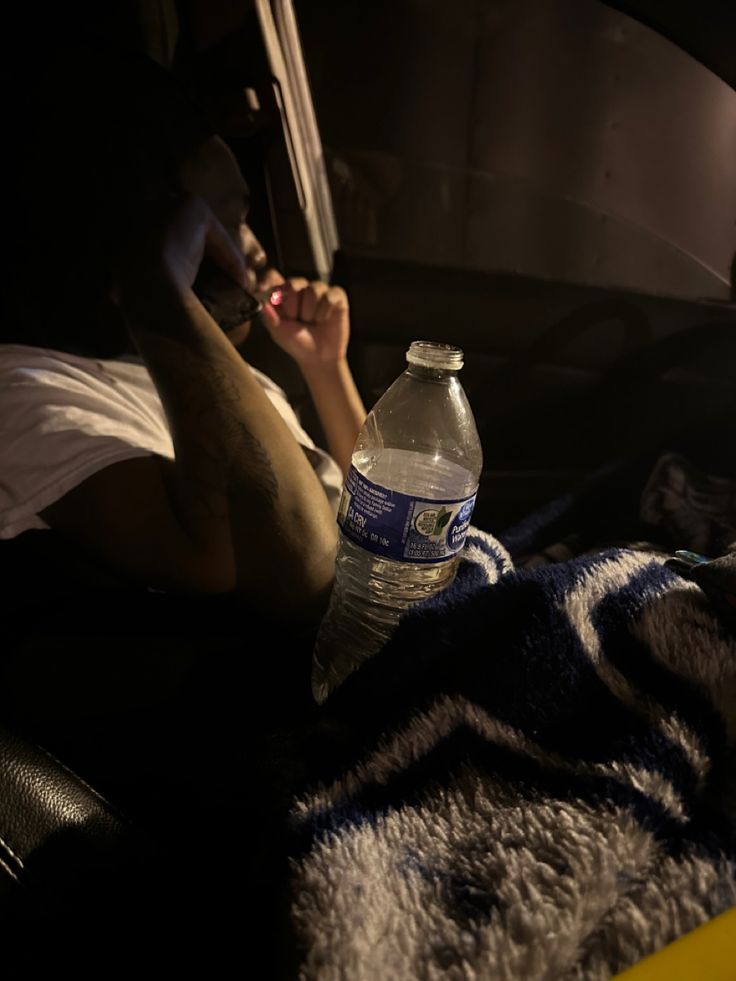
left=337, top=465, right=477, bottom=563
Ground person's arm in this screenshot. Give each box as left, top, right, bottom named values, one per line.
left=299, top=358, right=366, bottom=478
left=259, top=276, right=367, bottom=477
left=43, top=197, right=337, bottom=622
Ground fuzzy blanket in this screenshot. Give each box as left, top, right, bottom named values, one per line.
left=288, top=534, right=735, bottom=980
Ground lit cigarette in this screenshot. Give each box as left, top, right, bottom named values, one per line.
left=251, top=284, right=288, bottom=309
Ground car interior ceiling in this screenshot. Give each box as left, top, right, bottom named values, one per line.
left=1, top=0, right=733, bottom=967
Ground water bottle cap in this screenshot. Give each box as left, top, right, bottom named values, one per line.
left=406, top=341, right=464, bottom=371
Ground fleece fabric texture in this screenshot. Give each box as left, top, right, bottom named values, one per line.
left=288, top=533, right=736, bottom=980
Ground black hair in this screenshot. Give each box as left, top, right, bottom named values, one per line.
left=3, top=35, right=214, bottom=358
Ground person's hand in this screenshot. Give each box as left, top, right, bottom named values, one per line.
left=259, top=276, right=350, bottom=367
left=163, top=194, right=248, bottom=294
left=116, top=193, right=247, bottom=303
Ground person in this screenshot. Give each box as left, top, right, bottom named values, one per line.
left=0, top=42, right=366, bottom=624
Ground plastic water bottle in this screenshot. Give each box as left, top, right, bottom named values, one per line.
left=312, top=341, right=483, bottom=702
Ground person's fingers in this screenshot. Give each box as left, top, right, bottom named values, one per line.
left=140, top=193, right=210, bottom=292
left=279, top=277, right=308, bottom=320
left=298, top=282, right=329, bottom=323
left=313, top=291, right=332, bottom=324
left=203, top=211, right=247, bottom=288
left=314, top=286, right=349, bottom=323
left=298, top=285, right=318, bottom=324
left=259, top=300, right=280, bottom=332
left=279, top=288, right=299, bottom=321
left=327, top=285, right=349, bottom=309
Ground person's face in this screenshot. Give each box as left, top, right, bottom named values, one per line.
left=179, top=135, right=267, bottom=346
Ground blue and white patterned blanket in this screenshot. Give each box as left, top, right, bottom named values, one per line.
left=289, top=532, right=735, bottom=980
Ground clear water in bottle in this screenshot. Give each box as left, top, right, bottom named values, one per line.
left=312, top=341, right=483, bottom=702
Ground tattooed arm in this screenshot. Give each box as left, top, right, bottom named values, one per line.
left=41, top=197, right=337, bottom=621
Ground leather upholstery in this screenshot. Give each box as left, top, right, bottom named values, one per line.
left=0, top=726, right=146, bottom=928
left=0, top=727, right=126, bottom=877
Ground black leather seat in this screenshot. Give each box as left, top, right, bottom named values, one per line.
left=0, top=725, right=179, bottom=977
left=0, top=725, right=136, bottom=904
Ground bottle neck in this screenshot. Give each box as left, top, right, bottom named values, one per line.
left=405, top=363, right=460, bottom=383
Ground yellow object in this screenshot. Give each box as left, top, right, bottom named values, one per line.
left=612, top=906, right=736, bottom=980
